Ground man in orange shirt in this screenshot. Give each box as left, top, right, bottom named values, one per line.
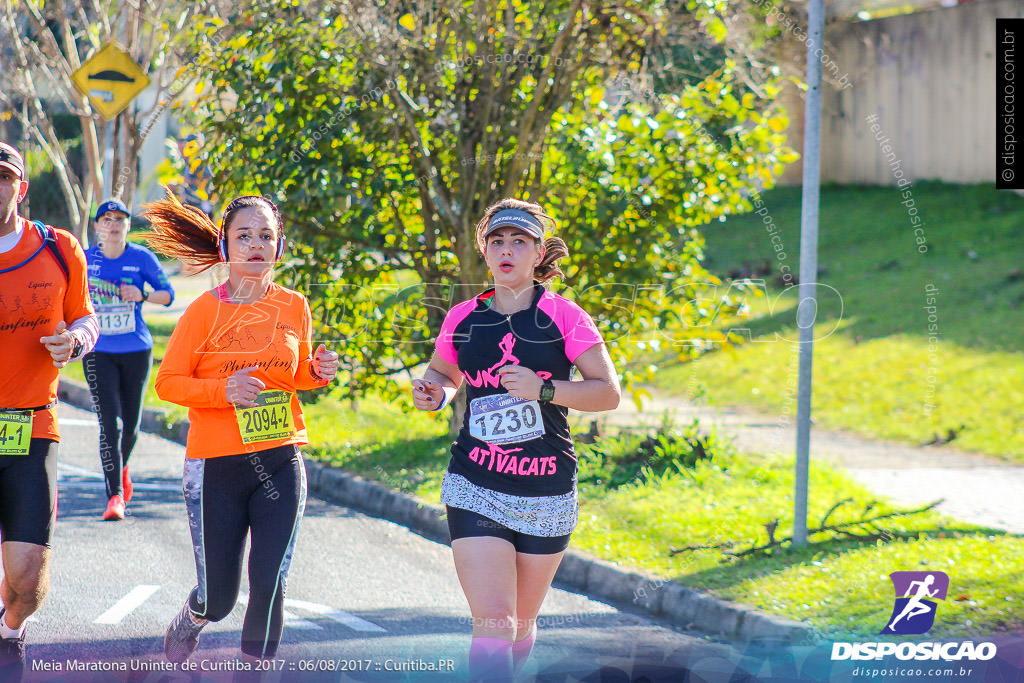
left=0, top=142, right=98, bottom=678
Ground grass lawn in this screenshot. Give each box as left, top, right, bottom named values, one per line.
left=571, top=450, right=1021, bottom=639
left=70, top=351, right=1008, bottom=639
left=634, top=182, right=1024, bottom=461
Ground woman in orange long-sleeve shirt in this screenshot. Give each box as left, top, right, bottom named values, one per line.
left=143, top=193, right=338, bottom=666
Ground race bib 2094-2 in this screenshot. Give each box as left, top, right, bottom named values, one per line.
left=234, top=391, right=296, bottom=445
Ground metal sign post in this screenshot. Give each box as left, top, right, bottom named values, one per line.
left=794, top=0, right=826, bottom=547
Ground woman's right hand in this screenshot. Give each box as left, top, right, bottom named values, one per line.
left=226, top=366, right=266, bottom=407
left=411, top=378, right=444, bottom=411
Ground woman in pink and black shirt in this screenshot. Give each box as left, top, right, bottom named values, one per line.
left=412, top=198, right=620, bottom=680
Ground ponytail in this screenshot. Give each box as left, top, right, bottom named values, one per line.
left=535, top=236, right=568, bottom=284
left=140, top=190, right=220, bottom=272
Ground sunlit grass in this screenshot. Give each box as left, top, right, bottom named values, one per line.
left=633, top=182, right=1024, bottom=461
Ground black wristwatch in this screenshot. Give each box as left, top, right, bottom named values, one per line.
left=69, top=335, right=84, bottom=360
left=539, top=378, right=555, bottom=403
left=141, top=289, right=150, bottom=302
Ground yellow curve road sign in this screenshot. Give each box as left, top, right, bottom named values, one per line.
left=71, top=44, right=150, bottom=120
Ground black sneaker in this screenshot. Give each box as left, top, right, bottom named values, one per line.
left=163, top=599, right=206, bottom=663
left=0, top=609, right=26, bottom=683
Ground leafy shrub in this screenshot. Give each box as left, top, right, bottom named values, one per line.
left=577, top=416, right=733, bottom=489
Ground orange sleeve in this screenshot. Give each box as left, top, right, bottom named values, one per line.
left=60, top=231, right=94, bottom=322
left=294, top=295, right=329, bottom=391
left=155, top=299, right=231, bottom=408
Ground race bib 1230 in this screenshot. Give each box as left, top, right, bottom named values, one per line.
left=468, top=394, right=545, bottom=445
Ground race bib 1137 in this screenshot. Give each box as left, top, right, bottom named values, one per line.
left=95, top=303, right=135, bottom=335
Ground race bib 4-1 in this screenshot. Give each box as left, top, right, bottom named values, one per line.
left=469, top=394, right=545, bottom=445
left=0, top=411, right=32, bottom=456
left=96, top=303, right=136, bottom=335
left=235, top=391, right=297, bottom=445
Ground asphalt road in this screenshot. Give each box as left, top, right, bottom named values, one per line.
left=17, top=402, right=762, bottom=683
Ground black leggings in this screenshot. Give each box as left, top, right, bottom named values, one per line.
left=182, top=444, right=306, bottom=658
left=83, top=349, right=152, bottom=498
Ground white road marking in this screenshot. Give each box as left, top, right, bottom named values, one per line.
left=236, top=594, right=322, bottom=630
left=94, top=585, right=161, bottom=624
left=233, top=595, right=387, bottom=633
left=284, top=598, right=387, bottom=633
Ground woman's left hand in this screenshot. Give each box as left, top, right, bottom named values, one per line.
left=312, top=344, right=339, bottom=382
left=496, top=365, right=543, bottom=400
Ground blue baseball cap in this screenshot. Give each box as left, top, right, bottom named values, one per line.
left=95, top=198, right=130, bottom=221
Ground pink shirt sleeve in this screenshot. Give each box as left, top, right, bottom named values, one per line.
left=435, top=298, right=478, bottom=365
left=538, top=293, right=605, bottom=363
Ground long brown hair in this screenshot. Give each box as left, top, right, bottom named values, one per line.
left=141, top=191, right=283, bottom=273
left=474, top=198, right=569, bottom=284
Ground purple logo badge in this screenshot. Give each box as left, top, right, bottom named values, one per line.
left=882, top=571, right=949, bottom=635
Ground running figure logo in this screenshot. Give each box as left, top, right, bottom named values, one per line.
left=881, top=571, right=949, bottom=635
left=486, top=333, right=520, bottom=373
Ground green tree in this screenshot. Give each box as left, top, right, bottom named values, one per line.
left=186, top=0, right=797, bottom=417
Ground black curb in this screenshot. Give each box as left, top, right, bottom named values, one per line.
left=58, top=378, right=816, bottom=645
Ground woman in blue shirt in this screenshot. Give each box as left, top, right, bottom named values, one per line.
left=83, top=199, right=175, bottom=520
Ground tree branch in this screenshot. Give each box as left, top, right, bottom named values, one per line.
left=734, top=500, right=945, bottom=558
left=390, top=88, right=458, bottom=230
left=667, top=500, right=946, bottom=559
left=504, top=0, right=583, bottom=185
